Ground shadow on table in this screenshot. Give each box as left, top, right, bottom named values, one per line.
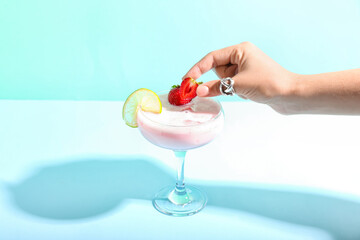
left=5, top=156, right=360, bottom=240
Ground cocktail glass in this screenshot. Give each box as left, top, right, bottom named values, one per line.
left=137, top=91, right=224, bottom=216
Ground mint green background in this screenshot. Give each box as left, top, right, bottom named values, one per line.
left=1, top=0, right=359, bottom=101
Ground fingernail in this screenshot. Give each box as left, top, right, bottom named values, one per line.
left=197, top=85, right=209, bottom=96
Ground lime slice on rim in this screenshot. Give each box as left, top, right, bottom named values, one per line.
left=122, top=88, right=162, bottom=128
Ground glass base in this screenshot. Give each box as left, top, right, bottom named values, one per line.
left=152, top=185, right=207, bottom=217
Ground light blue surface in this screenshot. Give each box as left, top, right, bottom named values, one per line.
left=0, top=0, right=360, bottom=100
left=1, top=100, right=360, bottom=239
left=2, top=155, right=360, bottom=240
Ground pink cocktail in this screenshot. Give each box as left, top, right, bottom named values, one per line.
left=137, top=94, right=224, bottom=150
left=137, top=92, right=224, bottom=216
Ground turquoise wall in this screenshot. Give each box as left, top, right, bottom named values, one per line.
left=1, top=0, right=359, bottom=101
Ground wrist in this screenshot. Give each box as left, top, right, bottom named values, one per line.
left=270, top=72, right=305, bottom=115
left=287, top=73, right=305, bottom=98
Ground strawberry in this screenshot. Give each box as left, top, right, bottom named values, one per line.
left=168, top=85, right=191, bottom=106
left=180, top=77, right=201, bottom=101
left=168, top=78, right=202, bottom=106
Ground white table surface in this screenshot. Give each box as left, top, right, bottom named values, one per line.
left=1, top=100, right=360, bottom=240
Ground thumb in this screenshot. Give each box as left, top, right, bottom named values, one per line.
left=196, top=80, right=221, bottom=97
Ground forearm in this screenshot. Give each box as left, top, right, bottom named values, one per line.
left=278, top=69, right=360, bottom=115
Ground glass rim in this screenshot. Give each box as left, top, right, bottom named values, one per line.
left=137, top=90, right=224, bottom=128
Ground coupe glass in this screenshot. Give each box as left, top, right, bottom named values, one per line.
left=137, top=91, right=224, bottom=216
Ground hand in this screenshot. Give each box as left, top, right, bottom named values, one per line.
left=183, top=42, right=295, bottom=114
left=184, top=42, right=360, bottom=115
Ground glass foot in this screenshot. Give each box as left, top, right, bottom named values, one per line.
left=152, top=185, right=207, bottom=217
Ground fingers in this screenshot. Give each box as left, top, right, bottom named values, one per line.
left=183, top=46, right=236, bottom=80
left=214, top=64, right=238, bottom=78
left=197, top=73, right=246, bottom=98
left=184, top=42, right=254, bottom=81
left=197, top=64, right=238, bottom=97
left=197, top=80, right=221, bottom=97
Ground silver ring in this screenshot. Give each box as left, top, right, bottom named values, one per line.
left=220, top=77, right=235, bottom=96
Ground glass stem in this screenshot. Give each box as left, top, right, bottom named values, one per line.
left=174, top=150, right=186, bottom=192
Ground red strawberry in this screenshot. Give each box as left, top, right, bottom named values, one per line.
left=168, top=85, right=192, bottom=106
left=180, top=77, right=201, bottom=101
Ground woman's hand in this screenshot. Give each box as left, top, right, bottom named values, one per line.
left=184, top=42, right=360, bottom=115
left=183, top=42, right=295, bottom=113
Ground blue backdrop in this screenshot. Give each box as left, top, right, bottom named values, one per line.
left=0, top=0, right=359, bottom=100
